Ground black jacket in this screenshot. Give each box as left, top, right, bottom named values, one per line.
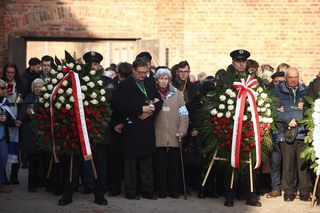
left=111, top=75, right=162, bottom=157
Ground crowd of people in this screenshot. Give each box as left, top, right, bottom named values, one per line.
left=0, top=48, right=319, bottom=209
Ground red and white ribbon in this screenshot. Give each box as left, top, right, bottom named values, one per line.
left=231, top=75, right=261, bottom=169
left=50, top=66, right=92, bottom=162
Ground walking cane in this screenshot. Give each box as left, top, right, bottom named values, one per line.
left=178, top=135, right=187, bottom=200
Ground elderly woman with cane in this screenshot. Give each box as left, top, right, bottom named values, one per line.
left=153, top=67, right=189, bottom=198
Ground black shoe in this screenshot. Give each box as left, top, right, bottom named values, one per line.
left=58, top=198, right=72, bottom=206
left=95, top=198, right=108, bottom=205
left=28, top=188, right=37, bottom=193
left=141, top=191, right=157, bottom=200
left=246, top=200, right=262, bottom=207
left=169, top=193, right=179, bottom=199
left=284, top=194, right=295, bottom=202
left=237, top=195, right=246, bottom=201
left=53, top=189, right=62, bottom=196
left=125, top=193, right=140, bottom=200
left=198, top=189, right=205, bottom=199
left=81, top=187, right=93, bottom=194
left=224, top=200, right=234, bottom=207
left=158, top=192, right=167, bottom=199
left=299, top=194, right=311, bottom=201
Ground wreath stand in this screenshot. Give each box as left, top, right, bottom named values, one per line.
left=311, top=170, right=320, bottom=207
left=201, top=150, right=254, bottom=192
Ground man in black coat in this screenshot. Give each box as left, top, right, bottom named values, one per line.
left=20, top=57, right=42, bottom=99
left=111, top=58, right=162, bottom=199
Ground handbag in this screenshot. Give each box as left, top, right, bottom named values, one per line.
left=284, top=126, right=298, bottom=144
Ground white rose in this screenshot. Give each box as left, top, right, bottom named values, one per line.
left=90, top=70, right=96, bottom=75
left=101, top=96, right=106, bottom=102
left=265, top=103, right=271, bottom=108
left=69, top=96, right=74, bottom=102
left=247, top=107, right=251, bottom=112
left=97, top=80, right=103, bottom=86
left=44, top=78, right=51, bottom=83
left=39, top=98, right=44, bottom=103
left=100, top=89, right=106, bottom=95
left=52, top=78, right=58, bottom=84
left=44, top=93, right=50, bottom=99
left=90, top=92, right=97, bottom=99
left=57, top=73, right=64, bottom=80
left=257, top=107, right=261, bottom=112
left=226, top=89, right=232, bottom=95
left=211, top=109, right=218, bottom=115
left=66, top=88, right=73, bottom=95
left=68, top=63, right=74, bottom=69
left=57, top=65, right=62, bottom=71
left=268, top=117, right=273, bottom=123
left=41, top=87, right=47, bottom=92
left=257, top=87, right=263, bottom=93
left=76, top=65, right=81, bottom=71
left=266, top=109, right=271, bottom=116
left=260, top=107, right=266, bottom=112
left=219, top=95, right=226, bottom=101
left=218, top=104, right=225, bottom=110
left=87, top=82, right=95, bottom=88
left=58, top=96, right=65, bottom=103
left=261, top=93, right=268, bottom=99
left=84, top=100, right=89, bottom=106
left=58, top=88, right=64, bottom=94
left=90, top=99, right=98, bottom=105
left=243, top=115, right=248, bottom=121
left=50, top=69, right=57, bottom=74
left=259, top=116, right=262, bottom=121
left=44, top=103, right=49, bottom=108
left=227, top=105, right=234, bottom=111
left=83, top=76, right=90, bottom=82
left=229, top=92, right=236, bottom=98
left=62, top=80, right=68, bottom=87
left=81, top=85, right=88, bottom=92
left=55, top=102, right=61, bottom=109
left=47, top=84, right=53, bottom=90
left=66, top=104, right=72, bottom=110
left=226, top=111, right=231, bottom=118
left=217, top=112, right=223, bottom=118
left=227, top=99, right=234, bottom=105
left=82, top=93, right=85, bottom=100
left=258, top=100, right=264, bottom=106
left=262, top=117, right=269, bottom=123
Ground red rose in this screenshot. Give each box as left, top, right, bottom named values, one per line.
left=93, top=128, right=99, bottom=134
left=211, top=116, right=217, bottom=122
left=38, top=106, right=44, bottom=113
left=65, top=135, right=70, bottom=141
left=61, top=125, right=67, bottom=133
left=227, top=128, right=232, bottom=133
left=71, top=143, right=76, bottom=149
left=250, top=142, right=256, bottom=148
left=99, top=107, right=106, bottom=113
left=260, top=130, right=265, bottom=136
left=226, top=140, right=231, bottom=146
left=220, top=124, right=226, bottom=130
left=85, top=107, right=92, bottom=115
left=45, top=108, right=50, bottom=113
left=225, top=134, right=231, bottom=140
left=217, top=134, right=223, bottom=138
left=92, top=111, right=99, bottom=118
left=69, top=109, right=75, bottom=116
left=58, top=113, right=65, bottom=120
left=249, top=124, right=254, bottom=130
left=251, top=131, right=255, bottom=137
left=72, top=131, right=78, bottom=137
left=98, top=119, right=103, bottom=124
left=62, top=143, right=67, bottom=149
left=244, top=132, right=251, bottom=137
left=244, top=146, right=251, bottom=152
left=43, top=134, right=50, bottom=141
left=260, top=123, right=267, bottom=129
left=266, top=123, right=271, bottom=130
left=217, top=118, right=223, bottom=125
left=220, top=143, right=225, bottom=149
left=243, top=121, right=248, bottom=127
left=223, top=118, right=230, bottom=124
left=61, top=107, right=67, bottom=114
left=213, top=125, right=220, bottom=131
left=71, top=124, right=76, bottom=132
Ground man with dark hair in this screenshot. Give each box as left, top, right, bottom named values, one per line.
left=136, top=51, right=154, bottom=79
left=20, top=57, right=42, bottom=99
left=246, top=59, right=259, bottom=75
left=40, top=55, right=54, bottom=79
left=111, top=58, right=162, bottom=200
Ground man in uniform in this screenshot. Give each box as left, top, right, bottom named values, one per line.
left=224, top=49, right=261, bottom=207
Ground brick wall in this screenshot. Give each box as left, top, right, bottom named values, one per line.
left=1, top=0, right=320, bottom=82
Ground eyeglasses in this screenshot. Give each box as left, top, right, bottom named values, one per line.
left=178, top=70, right=190, bottom=74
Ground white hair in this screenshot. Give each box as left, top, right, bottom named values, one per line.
left=154, top=68, right=172, bottom=80
left=31, top=78, right=44, bottom=92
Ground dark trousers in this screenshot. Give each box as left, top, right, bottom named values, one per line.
left=124, top=155, right=153, bottom=195
left=110, top=130, right=124, bottom=193
left=61, top=144, right=106, bottom=202
left=269, top=143, right=282, bottom=191
left=28, top=153, right=40, bottom=189
left=280, top=140, right=312, bottom=196
left=224, top=167, right=258, bottom=202
left=154, top=147, right=179, bottom=195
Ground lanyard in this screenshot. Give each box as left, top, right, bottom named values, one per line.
left=136, top=82, right=147, bottom=98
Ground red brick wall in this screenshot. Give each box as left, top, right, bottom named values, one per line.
left=1, top=0, right=320, bottom=82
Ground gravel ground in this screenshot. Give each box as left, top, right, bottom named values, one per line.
left=0, top=167, right=319, bottom=213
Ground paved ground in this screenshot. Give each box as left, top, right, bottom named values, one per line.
left=0, top=168, right=319, bottom=213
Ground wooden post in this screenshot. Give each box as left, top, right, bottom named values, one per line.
left=230, top=169, right=235, bottom=189
left=91, top=159, right=98, bottom=180
left=249, top=152, right=253, bottom=192
left=46, top=157, right=53, bottom=179
left=69, top=153, right=73, bottom=182
left=201, top=149, right=218, bottom=187
left=311, top=175, right=319, bottom=207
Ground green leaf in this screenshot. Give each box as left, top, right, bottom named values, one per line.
left=64, top=50, right=76, bottom=64
left=304, top=96, right=314, bottom=105
left=54, top=56, right=61, bottom=65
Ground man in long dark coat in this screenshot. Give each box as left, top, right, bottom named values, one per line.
left=111, top=58, right=162, bottom=199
